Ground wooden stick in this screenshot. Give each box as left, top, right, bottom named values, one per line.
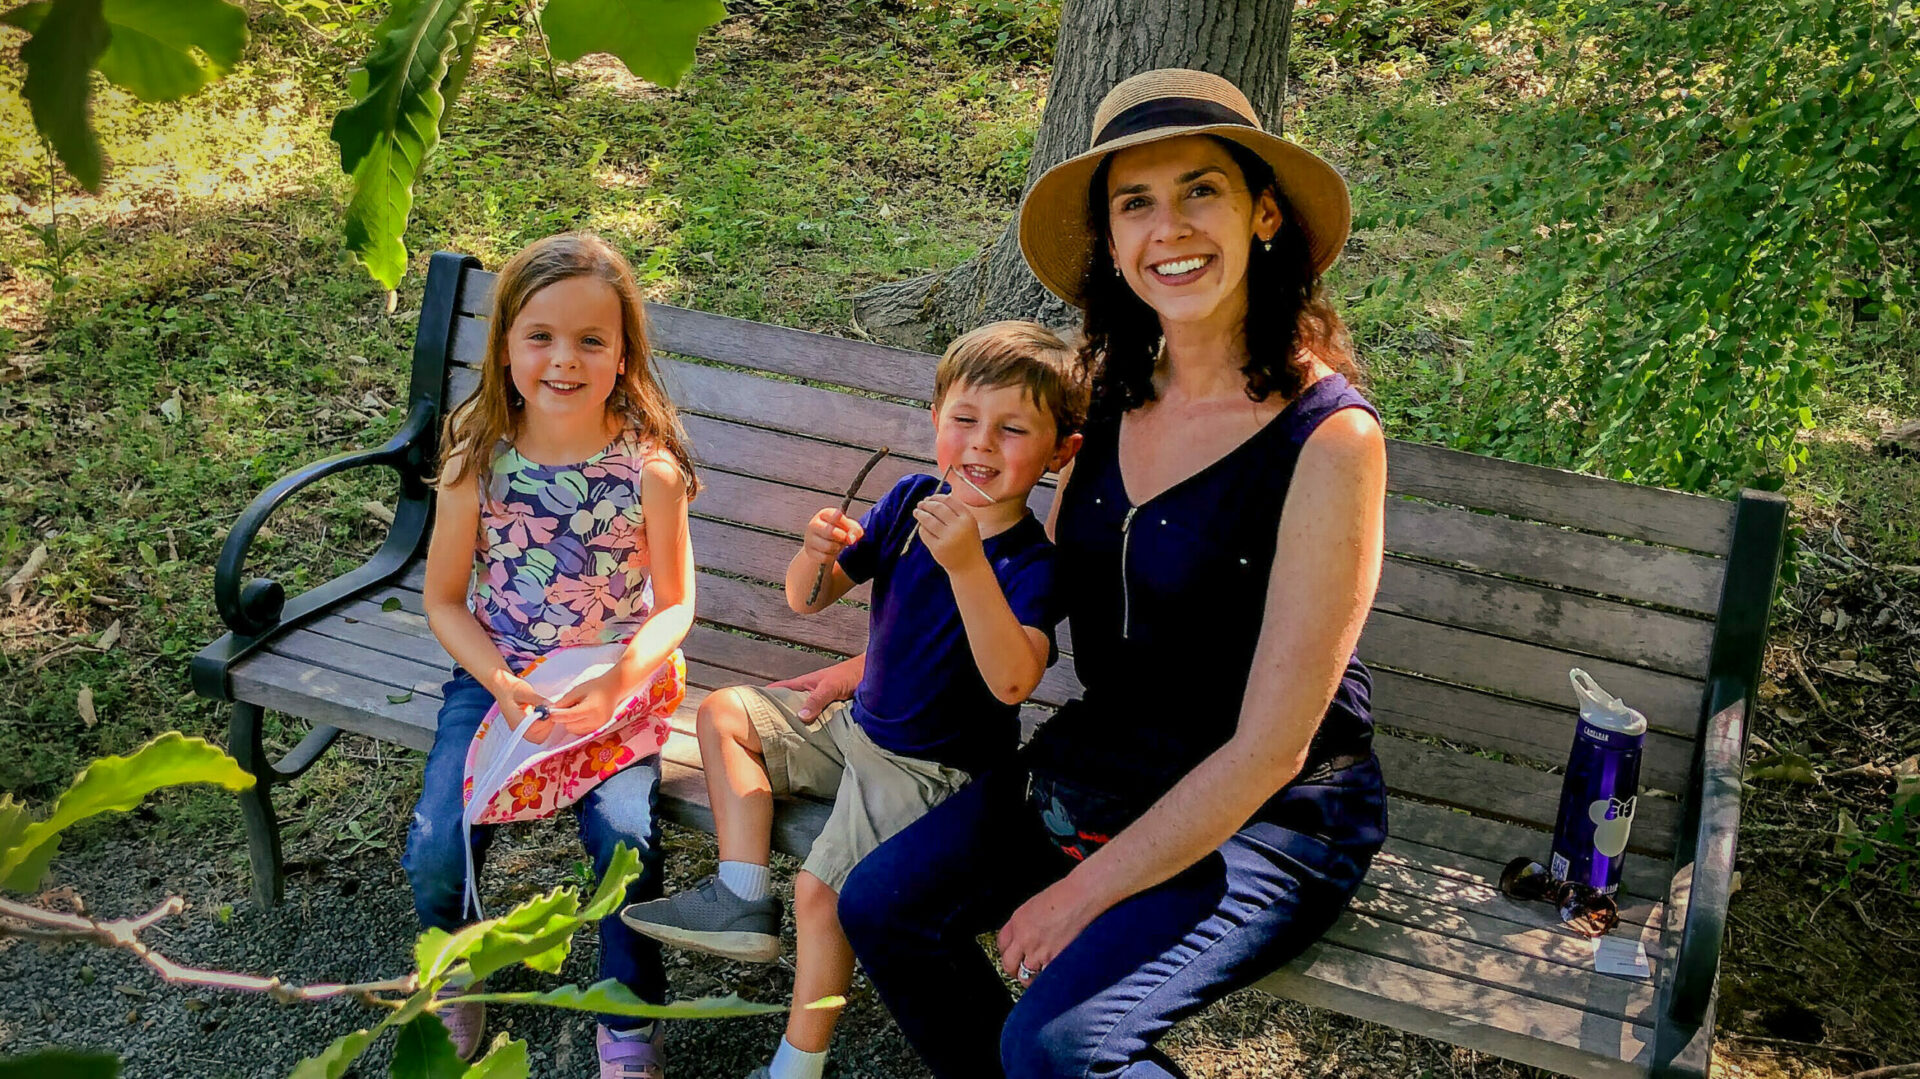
left=807, top=446, right=890, bottom=606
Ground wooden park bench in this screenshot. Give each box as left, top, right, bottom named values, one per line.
left=193, top=251, right=1787, bottom=1079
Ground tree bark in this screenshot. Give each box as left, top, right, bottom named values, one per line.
left=852, top=0, right=1296, bottom=349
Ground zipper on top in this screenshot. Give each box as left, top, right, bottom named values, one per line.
left=1119, top=504, right=1139, bottom=639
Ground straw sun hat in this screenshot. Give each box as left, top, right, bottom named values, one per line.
left=1017, top=68, right=1351, bottom=308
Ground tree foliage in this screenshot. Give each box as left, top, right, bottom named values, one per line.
left=3, top=0, right=727, bottom=288
left=1379, top=0, right=1918, bottom=492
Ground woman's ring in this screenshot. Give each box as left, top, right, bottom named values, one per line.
left=1018, top=962, right=1035, bottom=981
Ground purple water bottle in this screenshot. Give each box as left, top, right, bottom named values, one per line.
left=1550, top=669, right=1647, bottom=896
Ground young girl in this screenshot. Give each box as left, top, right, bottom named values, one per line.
left=407, top=232, right=698, bottom=1079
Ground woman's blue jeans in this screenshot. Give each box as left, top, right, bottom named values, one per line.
left=838, top=758, right=1387, bottom=1079
left=403, top=673, right=667, bottom=1026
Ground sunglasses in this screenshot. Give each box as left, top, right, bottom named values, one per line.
left=1499, top=857, right=1621, bottom=939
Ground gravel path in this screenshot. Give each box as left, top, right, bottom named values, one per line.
left=1, top=784, right=1469, bottom=1079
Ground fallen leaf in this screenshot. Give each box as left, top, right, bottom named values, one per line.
left=1817, top=659, right=1890, bottom=684
left=361, top=500, right=395, bottom=525
left=1747, top=752, right=1819, bottom=784
left=387, top=691, right=413, bottom=704
left=381, top=597, right=402, bottom=612
left=1895, top=757, right=1920, bottom=814
left=4, top=543, right=49, bottom=603
left=1836, top=809, right=1862, bottom=855
left=96, top=619, right=122, bottom=652
left=77, top=686, right=97, bottom=729
left=158, top=389, right=182, bottom=424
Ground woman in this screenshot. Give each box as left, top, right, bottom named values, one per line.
left=785, top=69, right=1388, bottom=1079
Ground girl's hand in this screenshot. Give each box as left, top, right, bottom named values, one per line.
left=802, top=507, right=864, bottom=566
left=996, top=875, right=1107, bottom=988
left=491, top=674, right=550, bottom=733
left=912, top=491, right=985, bottom=573
left=768, top=654, right=862, bottom=721
left=545, top=671, right=624, bottom=737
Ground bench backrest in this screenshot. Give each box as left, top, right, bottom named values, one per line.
left=417, top=254, right=1764, bottom=863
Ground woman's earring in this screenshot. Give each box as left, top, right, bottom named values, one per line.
left=1112, top=264, right=1122, bottom=277
left=1262, top=238, right=1273, bottom=253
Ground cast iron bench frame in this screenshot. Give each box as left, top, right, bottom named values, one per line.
left=193, top=252, right=1786, bottom=1079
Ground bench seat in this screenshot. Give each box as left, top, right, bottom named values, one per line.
left=194, top=252, right=1787, bottom=1079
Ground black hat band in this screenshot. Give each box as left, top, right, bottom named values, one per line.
left=1092, top=97, right=1258, bottom=147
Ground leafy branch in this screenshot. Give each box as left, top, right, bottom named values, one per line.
left=2, top=0, right=728, bottom=289
left=0, top=733, right=792, bottom=1078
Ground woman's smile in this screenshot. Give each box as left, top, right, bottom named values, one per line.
left=1146, top=254, right=1214, bottom=286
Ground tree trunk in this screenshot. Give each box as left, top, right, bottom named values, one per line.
left=852, top=0, right=1296, bottom=349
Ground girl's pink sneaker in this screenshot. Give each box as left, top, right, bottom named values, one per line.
left=597, top=1023, right=664, bottom=1079
left=433, top=989, right=486, bottom=1061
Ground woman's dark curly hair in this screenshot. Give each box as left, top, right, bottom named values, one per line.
left=1076, top=136, right=1359, bottom=419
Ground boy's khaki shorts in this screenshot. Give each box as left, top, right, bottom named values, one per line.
left=720, top=684, right=969, bottom=892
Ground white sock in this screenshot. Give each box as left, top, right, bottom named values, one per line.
left=768, top=1037, right=827, bottom=1079
left=718, top=860, right=770, bottom=901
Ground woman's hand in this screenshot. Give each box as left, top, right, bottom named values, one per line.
left=544, top=671, right=625, bottom=738
left=768, top=653, right=864, bottom=721
left=996, top=874, right=1108, bottom=987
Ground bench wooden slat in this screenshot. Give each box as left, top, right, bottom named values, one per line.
left=1261, top=941, right=1655, bottom=1079
left=689, top=466, right=1715, bottom=679
left=1386, top=441, right=1735, bottom=556
left=1320, top=909, right=1656, bottom=1022
left=686, top=412, right=1721, bottom=615
left=1386, top=498, right=1725, bottom=616
left=1362, top=611, right=1703, bottom=737
left=1371, top=669, right=1692, bottom=792
left=1372, top=792, right=1670, bottom=899
left=1374, top=736, right=1675, bottom=855
left=1346, top=882, right=1665, bottom=968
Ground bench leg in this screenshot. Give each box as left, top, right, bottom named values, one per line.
left=228, top=701, right=285, bottom=909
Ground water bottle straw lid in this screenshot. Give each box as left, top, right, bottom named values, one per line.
left=1569, top=668, right=1647, bottom=734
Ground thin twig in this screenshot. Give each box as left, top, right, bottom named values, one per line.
left=1842, top=1066, right=1920, bottom=1079
left=0, top=896, right=417, bottom=1005
left=1788, top=651, right=1830, bottom=715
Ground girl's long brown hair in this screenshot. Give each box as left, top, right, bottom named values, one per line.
left=1076, top=137, right=1360, bottom=420
left=439, top=232, right=700, bottom=499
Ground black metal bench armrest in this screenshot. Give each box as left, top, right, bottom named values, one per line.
left=1667, top=675, right=1746, bottom=1027
left=214, top=400, right=438, bottom=637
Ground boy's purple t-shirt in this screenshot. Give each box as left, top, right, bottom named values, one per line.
left=835, top=473, right=1062, bottom=774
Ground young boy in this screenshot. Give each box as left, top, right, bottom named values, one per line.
left=620, top=321, right=1087, bottom=1079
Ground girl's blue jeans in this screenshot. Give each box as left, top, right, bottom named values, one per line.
left=403, top=672, right=667, bottom=1027
left=838, top=757, right=1387, bottom=1079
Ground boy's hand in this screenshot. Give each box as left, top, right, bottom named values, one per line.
left=802, top=507, right=865, bottom=566
left=912, top=491, right=986, bottom=573
left=545, top=671, right=625, bottom=738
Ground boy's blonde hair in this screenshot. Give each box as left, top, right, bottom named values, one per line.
left=933, top=321, right=1088, bottom=440
left=440, top=232, right=699, bottom=497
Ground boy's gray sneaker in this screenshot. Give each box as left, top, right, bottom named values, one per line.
left=620, top=875, right=782, bottom=963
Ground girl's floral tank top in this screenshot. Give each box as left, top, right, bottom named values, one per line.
left=469, top=432, right=657, bottom=667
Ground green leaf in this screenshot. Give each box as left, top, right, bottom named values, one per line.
left=330, top=0, right=472, bottom=288
left=459, top=844, right=641, bottom=979
left=0, top=1050, right=119, bottom=1079
left=0, top=733, right=253, bottom=892
left=12, top=0, right=111, bottom=192
left=540, top=0, right=727, bottom=87
left=287, top=1027, right=380, bottom=1079
left=461, top=1038, right=529, bottom=1079
left=382, top=596, right=403, bottom=612
left=438, top=1, right=481, bottom=127
left=92, top=0, right=248, bottom=102
left=390, top=1014, right=466, bottom=1079
left=455, top=978, right=785, bottom=1019
left=388, top=691, right=414, bottom=704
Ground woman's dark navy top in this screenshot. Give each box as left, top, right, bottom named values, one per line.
left=1025, top=373, right=1380, bottom=819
